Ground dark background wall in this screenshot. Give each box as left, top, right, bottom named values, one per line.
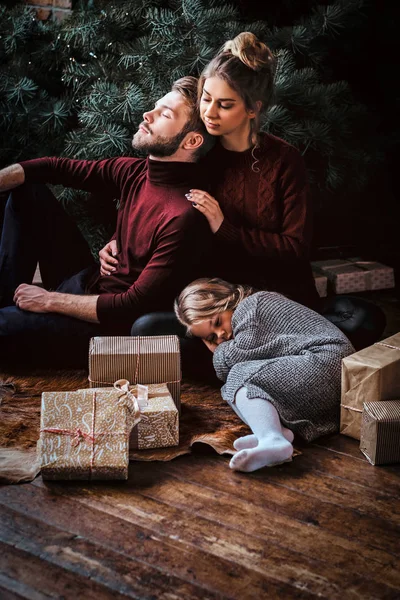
left=237, top=0, right=399, bottom=266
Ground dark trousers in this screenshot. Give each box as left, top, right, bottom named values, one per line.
left=0, top=184, right=102, bottom=367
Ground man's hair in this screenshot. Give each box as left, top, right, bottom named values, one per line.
left=171, top=76, right=214, bottom=159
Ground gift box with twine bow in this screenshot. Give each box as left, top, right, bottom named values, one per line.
left=39, top=380, right=179, bottom=480
left=38, top=380, right=142, bottom=481
left=84, top=381, right=179, bottom=451
left=88, top=335, right=181, bottom=413
left=311, top=258, right=395, bottom=295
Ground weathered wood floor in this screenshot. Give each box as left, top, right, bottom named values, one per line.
left=1, top=288, right=400, bottom=599
left=0, top=434, right=399, bottom=599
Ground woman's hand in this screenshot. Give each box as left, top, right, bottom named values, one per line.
left=186, top=189, right=224, bottom=233
left=99, top=240, right=119, bottom=276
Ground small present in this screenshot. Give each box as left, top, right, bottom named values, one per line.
left=340, top=333, right=400, bottom=439
left=85, top=382, right=178, bottom=450
left=39, top=383, right=141, bottom=480
left=88, top=335, right=181, bottom=413
left=131, top=383, right=179, bottom=450
left=313, top=272, right=328, bottom=298
left=360, top=400, right=400, bottom=465
left=347, top=258, right=395, bottom=291
left=312, top=258, right=395, bottom=294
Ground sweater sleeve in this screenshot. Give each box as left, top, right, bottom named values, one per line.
left=96, top=210, right=212, bottom=327
left=212, top=295, right=260, bottom=380
left=20, top=156, right=137, bottom=198
left=214, top=148, right=312, bottom=260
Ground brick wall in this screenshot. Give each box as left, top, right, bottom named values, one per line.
left=24, top=0, right=73, bottom=22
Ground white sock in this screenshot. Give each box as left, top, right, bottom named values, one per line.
left=229, top=387, right=293, bottom=473
left=233, top=425, right=294, bottom=451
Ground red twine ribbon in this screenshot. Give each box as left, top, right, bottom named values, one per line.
left=40, top=426, right=95, bottom=448
left=375, top=342, right=400, bottom=351
left=40, top=391, right=130, bottom=478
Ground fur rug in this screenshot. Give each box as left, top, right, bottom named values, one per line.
left=0, top=366, right=252, bottom=484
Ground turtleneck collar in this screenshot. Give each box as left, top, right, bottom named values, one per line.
left=147, top=157, right=202, bottom=188
left=209, top=135, right=267, bottom=168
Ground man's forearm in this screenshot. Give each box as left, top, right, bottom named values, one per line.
left=48, top=292, right=100, bottom=323
left=0, top=164, right=25, bottom=192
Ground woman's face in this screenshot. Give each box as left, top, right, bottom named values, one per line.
left=200, top=76, right=255, bottom=139
left=190, top=310, right=233, bottom=346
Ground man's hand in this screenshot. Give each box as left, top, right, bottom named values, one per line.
left=0, top=164, right=25, bottom=192
left=14, top=284, right=51, bottom=313
left=185, top=189, right=224, bottom=234
left=14, top=283, right=100, bottom=322
left=99, top=239, right=119, bottom=276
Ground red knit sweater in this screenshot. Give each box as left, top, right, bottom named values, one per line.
left=202, top=132, right=320, bottom=309
left=21, top=156, right=212, bottom=332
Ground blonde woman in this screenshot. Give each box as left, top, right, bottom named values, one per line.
left=174, top=278, right=355, bottom=473
left=186, top=31, right=320, bottom=310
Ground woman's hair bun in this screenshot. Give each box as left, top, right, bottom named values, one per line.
left=223, top=32, right=274, bottom=71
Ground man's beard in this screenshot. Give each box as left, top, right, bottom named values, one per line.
left=132, top=124, right=189, bottom=157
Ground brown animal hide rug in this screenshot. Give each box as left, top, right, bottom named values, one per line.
left=0, top=365, right=253, bottom=484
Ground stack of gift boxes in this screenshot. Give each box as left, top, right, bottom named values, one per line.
left=38, top=335, right=181, bottom=480
left=311, top=257, right=395, bottom=297
left=340, top=332, right=400, bottom=466
left=313, top=256, right=399, bottom=464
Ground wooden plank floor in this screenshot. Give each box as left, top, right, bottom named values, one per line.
left=1, top=288, right=400, bottom=599
left=0, top=435, right=399, bottom=599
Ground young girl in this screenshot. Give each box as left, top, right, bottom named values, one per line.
left=174, top=278, right=355, bottom=473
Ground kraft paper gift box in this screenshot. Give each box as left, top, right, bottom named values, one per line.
left=313, top=272, right=328, bottom=298
left=312, top=258, right=395, bottom=294
left=39, top=385, right=141, bottom=481
left=340, top=333, right=400, bottom=440
left=360, top=400, right=400, bottom=465
left=347, top=257, right=395, bottom=291
left=88, top=335, right=181, bottom=413
left=87, top=383, right=179, bottom=450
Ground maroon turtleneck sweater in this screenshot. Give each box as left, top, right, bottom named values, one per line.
left=21, top=156, right=212, bottom=332
left=201, top=132, right=320, bottom=310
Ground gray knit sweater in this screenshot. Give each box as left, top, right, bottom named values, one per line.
left=213, top=291, right=355, bottom=442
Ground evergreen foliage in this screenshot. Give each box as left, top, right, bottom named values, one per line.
left=0, top=4, right=72, bottom=164
left=0, top=0, right=387, bottom=255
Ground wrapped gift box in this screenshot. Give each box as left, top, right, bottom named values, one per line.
left=313, top=272, right=328, bottom=298
left=82, top=383, right=179, bottom=451
left=88, top=335, right=181, bottom=413
left=311, top=258, right=395, bottom=294
left=340, top=333, right=400, bottom=439
left=39, top=386, right=139, bottom=480
left=360, top=400, right=400, bottom=465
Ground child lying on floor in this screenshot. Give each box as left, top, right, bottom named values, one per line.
left=174, top=278, right=355, bottom=473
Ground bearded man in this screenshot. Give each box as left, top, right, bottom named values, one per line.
left=0, top=77, right=214, bottom=366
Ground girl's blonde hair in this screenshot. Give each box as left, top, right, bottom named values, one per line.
left=198, top=32, right=276, bottom=144
left=174, top=277, right=254, bottom=331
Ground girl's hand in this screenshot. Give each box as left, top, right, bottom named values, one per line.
left=99, top=240, right=119, bottom=276
left=186, top=189, right=224, bottom=234
left=202, top=338, right=218, bottom=353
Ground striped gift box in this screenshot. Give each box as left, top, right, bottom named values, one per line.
left=88, top=335, right=181, bottom=413
left=360, top=400, right=400, bottom=465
